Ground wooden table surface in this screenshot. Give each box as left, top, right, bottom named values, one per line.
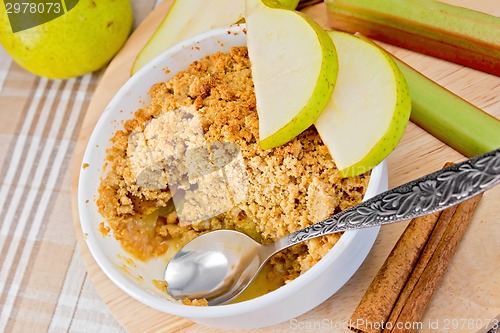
left=71, top=1, right=500, bottom=332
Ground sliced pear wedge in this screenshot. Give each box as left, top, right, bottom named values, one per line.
left=132, top=0, right=300, bottom=75
left=315, top=31, right=411, bottom=177
left=245, top=0, right=338, bottom=149
left=132, top=0, right=245, bottom=74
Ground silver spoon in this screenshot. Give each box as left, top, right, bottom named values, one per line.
left=165, top=148, right=500, bottom=305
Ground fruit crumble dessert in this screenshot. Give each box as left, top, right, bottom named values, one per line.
left=97, top=46, right=369, bottom=300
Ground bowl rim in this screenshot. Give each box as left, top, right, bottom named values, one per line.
left=78, top=25, right=384, bottom=319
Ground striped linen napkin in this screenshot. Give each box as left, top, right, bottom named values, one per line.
left=0, top=0, right=157, bottom=331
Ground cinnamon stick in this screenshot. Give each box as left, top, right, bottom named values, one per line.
left=349, top=164, right=483, bottom=333
left=349, top=212, right=441, bottom=333
left=386, top=194, right=483, bottom=333
left=382, top=206, right=457, bottom=332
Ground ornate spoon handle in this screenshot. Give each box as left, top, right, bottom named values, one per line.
left=280, top=147, right=500, bottom=248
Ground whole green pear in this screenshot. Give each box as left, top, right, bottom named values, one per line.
left=0, top=0, right=133, bottom=79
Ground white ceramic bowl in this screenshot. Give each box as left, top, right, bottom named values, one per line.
left=78, top=25, right=388, bottom=329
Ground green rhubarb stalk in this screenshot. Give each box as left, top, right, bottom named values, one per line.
left=325, top=0, right=500, bottom=76
left=394, top=57, right=500, bottom=157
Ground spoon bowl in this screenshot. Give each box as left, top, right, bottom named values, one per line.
left=166, top=230, right=266, bottom=305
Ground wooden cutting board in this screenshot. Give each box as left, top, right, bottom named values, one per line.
left=71, top=1, right=500, bottom=332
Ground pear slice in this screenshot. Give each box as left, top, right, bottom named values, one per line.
left=315, top=31, right=411, bottom=177
left=245, top=0, right=338, bottom=149
left=132, top=0, right=243, bottom=74
left=131, top=0, right=300, bottom=75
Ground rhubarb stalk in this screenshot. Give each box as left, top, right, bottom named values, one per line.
left=394, top=57, right=500, bottom=157
left=325, top=0, right=500, bottom=76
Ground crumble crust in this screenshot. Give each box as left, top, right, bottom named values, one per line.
left=97, top=46, right=369, bottom=286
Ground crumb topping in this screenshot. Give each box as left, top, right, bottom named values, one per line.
left=97, top=46, right=369, bottom=286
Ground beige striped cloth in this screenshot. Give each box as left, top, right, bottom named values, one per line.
left=0, top=1, right=157, bottom=332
